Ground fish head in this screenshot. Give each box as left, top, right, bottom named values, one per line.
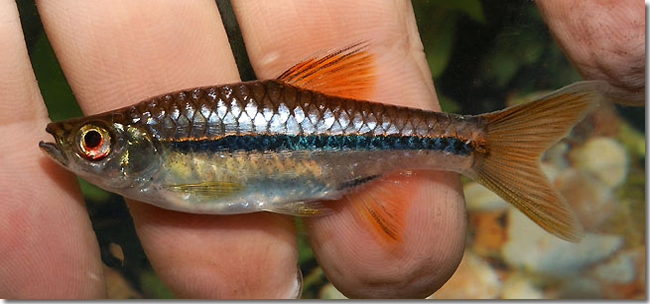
left=39, top=117, right=160, bottom=190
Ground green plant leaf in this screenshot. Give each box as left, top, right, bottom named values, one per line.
left=78, top=178, right=112, bottom=202
left=140, top=270, right=175, bottom=299
left=425, top=15, right=457, bottom=79
left=427, top=0, right=485, bottom=23
left=30, top=33, right=82, bottom=121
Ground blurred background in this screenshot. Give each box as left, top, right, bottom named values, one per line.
left=17, top=0, right=645, bottom=299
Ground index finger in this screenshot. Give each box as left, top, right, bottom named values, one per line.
left=0, top=0, right=104, bottom=298
left=36, top=0, right=300, bottom=298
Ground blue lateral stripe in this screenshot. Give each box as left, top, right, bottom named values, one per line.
left=171, top=134, right=473, bottom=155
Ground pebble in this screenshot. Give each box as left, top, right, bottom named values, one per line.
left=500, top=274, right=544, bottom=299
left=433, top=251, right=501, bottom=299
left=593, top=250, right=636, bottom=284
left=555, top=168, right=618, bottom=231
left=468, top=210, right=508, bottom=257
left=502, top=208, right=623, bottom=277
left=569, top=137, right=629, bottom=188
left=464, top=182, right=509, bottom=211
left=542, top=141, right=571, bottom=174
left=551, top=277, right=604, bottom=299
left=593, top=247, right=646, bottom=299
left=319, top=283, right=347, bottom=299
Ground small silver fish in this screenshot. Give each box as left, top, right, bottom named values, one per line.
left=39, top=45, right=604, bottom=242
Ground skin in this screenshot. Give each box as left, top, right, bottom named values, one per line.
left=0, top=0, right=643, bottom=299
left=536, top=0, right=645, bottom=105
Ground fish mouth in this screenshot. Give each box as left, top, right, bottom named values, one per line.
left=39, top=124, right=69, bottom=166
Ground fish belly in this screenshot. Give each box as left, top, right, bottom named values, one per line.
left=138, top=148, right=472, bottom=214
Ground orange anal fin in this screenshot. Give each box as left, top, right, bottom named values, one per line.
left=276, top=42, right=376, bottom=101
left=343, top=175, right=411, bottom=247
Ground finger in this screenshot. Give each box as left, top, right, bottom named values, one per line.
left=36, top=0, right=300, bottom=298
left=0, top=0, right=104, bottom=298
left=231, top=0, right=466, bottom=298
left=536, top=0, right=645, bottom=105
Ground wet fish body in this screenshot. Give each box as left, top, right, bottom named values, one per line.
left=40, top=45, right=604, bottom=242
left=45, top=80, right=480, bottom=212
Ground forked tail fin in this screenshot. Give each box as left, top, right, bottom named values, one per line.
left=469, top=81, right=607, bottom=242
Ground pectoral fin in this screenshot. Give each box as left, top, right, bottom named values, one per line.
left=265, top=200, right=331, bottom=216
left=164, top=181, right=243, bottom=199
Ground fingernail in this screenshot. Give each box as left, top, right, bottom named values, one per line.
left=283, top=268, right=303, bottom=299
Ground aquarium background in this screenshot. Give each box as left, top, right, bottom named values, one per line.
left=17, top=0, right=645, bottom=299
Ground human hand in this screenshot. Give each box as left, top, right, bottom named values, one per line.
left=0, top=0, right=466, bottom=298
left=2, top=0, right=641, bottom=299
left=536, top=0, right=645, bottom=105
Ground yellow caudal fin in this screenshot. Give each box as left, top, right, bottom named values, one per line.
left=276, top=42, right=376, bottom=101
left=469, top=81, right=607, bottom=242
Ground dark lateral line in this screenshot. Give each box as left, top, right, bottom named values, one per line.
left=170, top=134, right=473, bottom=156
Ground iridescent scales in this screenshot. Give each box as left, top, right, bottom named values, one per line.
left=130, top=80, right=482, bottom=157
left=40, top=43, right=603, bottom=243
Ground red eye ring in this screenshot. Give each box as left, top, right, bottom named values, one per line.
left=77, top=124, right=111, bottom=160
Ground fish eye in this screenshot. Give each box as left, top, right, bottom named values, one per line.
left=84, top=130, right=102, bottom=148
left=77, top=124, right=111, bottom=161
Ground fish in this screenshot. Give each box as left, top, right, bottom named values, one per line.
left=39, top=44, right=605, bottom=243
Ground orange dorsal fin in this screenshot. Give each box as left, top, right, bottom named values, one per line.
left=276, top=42, right=376, bottom=100
left=343, top=175, right=409, bottom=249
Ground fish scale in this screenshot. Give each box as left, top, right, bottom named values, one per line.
left=127, top=80, right=483, bottom=146
left=40, top=44, right=604, bottom=242
left=104, top=79, right=486, bottom=215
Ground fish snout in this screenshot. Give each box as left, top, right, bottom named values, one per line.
left=40, top=122, right=72, bottom=166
